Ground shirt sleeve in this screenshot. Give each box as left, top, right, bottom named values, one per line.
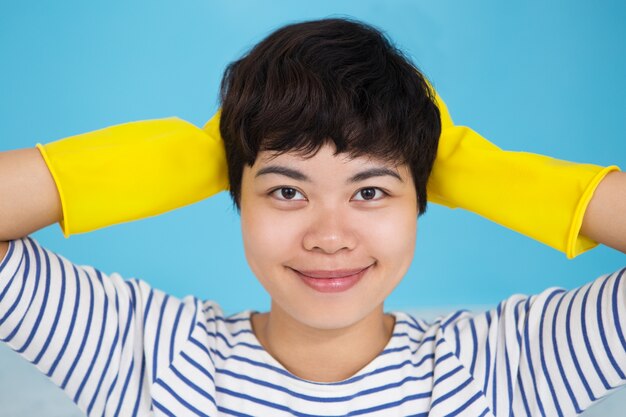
left=446, top=266, right=626, bottom=417
left=0, top=236, right=200, bottom=416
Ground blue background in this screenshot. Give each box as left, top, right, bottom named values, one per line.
left=1, top=1, right=625, bottom=316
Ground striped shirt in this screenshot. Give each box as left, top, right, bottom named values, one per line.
left=1, top=236, right=625, bottom=417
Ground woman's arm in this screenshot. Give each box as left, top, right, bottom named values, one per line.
left=580, top=171, right=626, bottom=254
left=0, top=116, right=227, bottom=246
left=0, top=147, right=62, bottom=241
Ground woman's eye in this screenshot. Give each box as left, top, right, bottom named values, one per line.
left=352, top=187, right=387, bottom=201
left=270, top=187, right=306, bottom=201
left=269, top=187, right=386, bottom=202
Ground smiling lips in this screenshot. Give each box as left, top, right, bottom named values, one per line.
left=292, top=265, right=372, bottom=293
left=295, top=267, right=370, bottom=279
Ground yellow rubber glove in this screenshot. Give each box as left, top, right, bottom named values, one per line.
left=427, top=92, right=621, bottom=259
left=36, top=114, right=228, bottom=237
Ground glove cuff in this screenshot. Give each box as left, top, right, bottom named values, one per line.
left=568, top=164, right=621, bottom=259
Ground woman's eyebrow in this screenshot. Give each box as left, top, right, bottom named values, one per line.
left=255, top=165, right=403, bottom=183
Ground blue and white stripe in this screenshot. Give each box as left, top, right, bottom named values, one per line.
left=1, top=237, right=625, bottom=416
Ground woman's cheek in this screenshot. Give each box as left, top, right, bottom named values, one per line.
left=244, top=206, right=303, bottom=260
left=363, top=207, right=417, bottom=263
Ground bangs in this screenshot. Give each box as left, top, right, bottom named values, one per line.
left=227, top=54, right=429, bottom=168
left=245, top=106, right=415, bottom=167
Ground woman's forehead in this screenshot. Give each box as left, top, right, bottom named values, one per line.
left=250, top=146, right=412, bottom=185
left=255, top=145, right=403, bottom=168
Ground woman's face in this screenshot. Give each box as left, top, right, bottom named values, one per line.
left=240, top=143, right=418, bottom=330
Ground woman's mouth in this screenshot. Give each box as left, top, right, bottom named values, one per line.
left=292, top=265, right=372, bottom=293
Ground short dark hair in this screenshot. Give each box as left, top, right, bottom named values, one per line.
left=218, top=17, right=441, bottom=216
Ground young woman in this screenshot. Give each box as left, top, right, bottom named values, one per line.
left=1, top=17, right=625, bottom=417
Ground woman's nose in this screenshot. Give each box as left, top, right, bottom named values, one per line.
left=302, top=207, right=358, bottom=254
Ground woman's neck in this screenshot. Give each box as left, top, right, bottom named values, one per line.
left=251, top=303, right=396, bottom=383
